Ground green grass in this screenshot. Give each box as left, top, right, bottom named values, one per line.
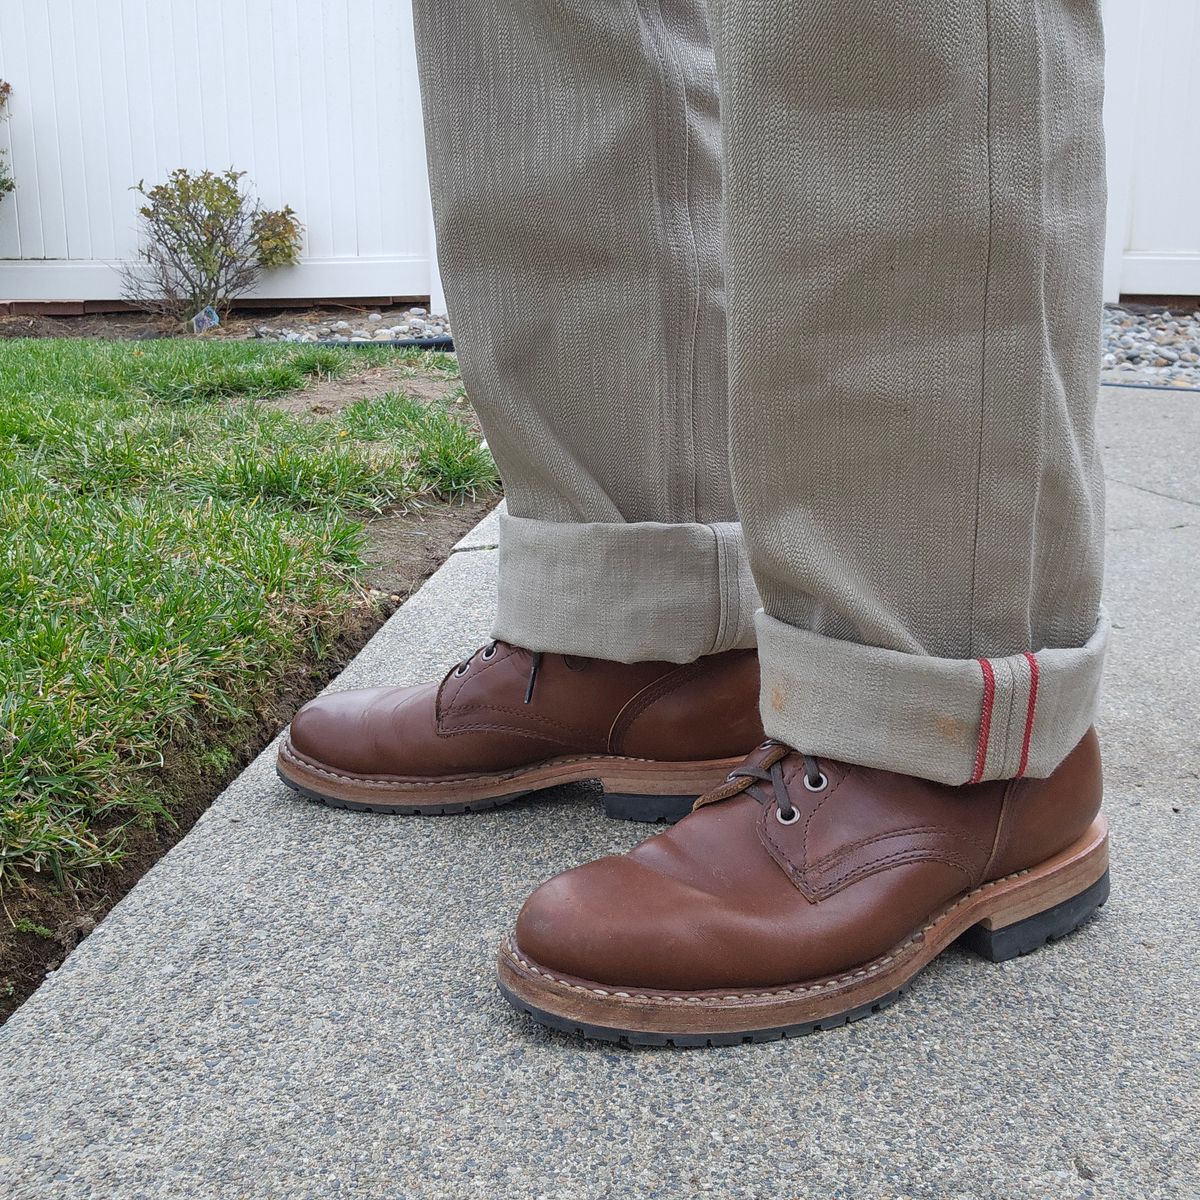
left=0, top=339, right=497, bottom=890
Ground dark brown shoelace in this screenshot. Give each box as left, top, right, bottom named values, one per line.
left=725, top=741, right=827, bottom=823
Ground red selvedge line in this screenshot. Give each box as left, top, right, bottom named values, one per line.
left=969, top=657, right=996, bottom=785
left=1015, top=651, right=1040, bottom=778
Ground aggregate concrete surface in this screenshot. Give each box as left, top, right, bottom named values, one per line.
left=0, top=387, right=1196, bottom=1199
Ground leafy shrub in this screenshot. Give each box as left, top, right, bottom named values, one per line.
left=122, top=168, right=303, bottom=322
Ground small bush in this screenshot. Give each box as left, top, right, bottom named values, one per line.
left=122, top=168, right=303, bottom=322
left=0, top=82, right=14, bottom=201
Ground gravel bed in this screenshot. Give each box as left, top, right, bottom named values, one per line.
left=249, top=306, right=451, bottom=344
left=244, top=300, right=1200, bottom=389
left=1103, top=303, right=1200, bottom=388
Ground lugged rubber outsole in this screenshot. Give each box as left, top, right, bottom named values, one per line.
left=497, top=979, right=911, bottom=1048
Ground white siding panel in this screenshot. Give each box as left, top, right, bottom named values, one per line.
left=0, top=0, right=434, bottom=301
left=1124, top=6, right=1200, bottom=257
left=75, top=2, right=120, bottom=259
left=0, top=6, right=20, bottom=261
left=350, top=3, right=385, bottom=259
left=52, top=11, right=89, bottom=259
left=1103, top=0, right=1200, bottom=298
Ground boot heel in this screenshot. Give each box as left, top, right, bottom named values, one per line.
left=602, top=792, right=697, bottom=823
left=962, top=869, right=1110, bottom=963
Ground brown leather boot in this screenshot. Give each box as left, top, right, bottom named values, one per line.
left=498, top=730, right=1109, bottom=1045
left=276, top=642, right=763, bottom=820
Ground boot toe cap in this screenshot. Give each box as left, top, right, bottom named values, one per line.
left=288, top=686, right=411, bottom=775
left=513, top=856, right=726, bottom=992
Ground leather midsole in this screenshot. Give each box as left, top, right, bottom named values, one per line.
left=497, top=816, right=1110, bottom=1036
left=276, top=735, right=744, bottom=805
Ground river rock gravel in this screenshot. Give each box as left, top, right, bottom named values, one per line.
left=248, top=305, right=451, bottom=345
left=1103, top=303, right=1200, bottom=388
left=242, top=300, right=1200, bottom=391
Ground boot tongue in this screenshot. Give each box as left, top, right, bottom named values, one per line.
left=692, top=740, right=792, bottom=811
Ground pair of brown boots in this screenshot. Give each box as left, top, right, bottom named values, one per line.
left=277, top=643, right=1108, bottom=1047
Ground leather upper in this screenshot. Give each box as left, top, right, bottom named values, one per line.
left=513, top=729, right=1103, bottom=990
left=288, top=643, right=763, bottom=777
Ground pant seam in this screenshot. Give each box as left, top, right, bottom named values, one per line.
left=725, top=528, right=743, bottom=655
left=654, top=4, right=704, bottom=521
left=709, top=523, right=729, bottom=655
left=968, top=0, right=996, bottom=657
left=633, top=0, right=700, bottom=522
left=708, top=523, right=743, bottom=655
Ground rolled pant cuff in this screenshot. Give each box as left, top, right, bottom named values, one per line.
left=756, top=609, right=1110, bottom=784
left=491, top=513, right=759, bottom=663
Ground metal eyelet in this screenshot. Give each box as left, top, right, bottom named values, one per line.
left=481, top=645, right=497, bottom=660
left=775, top=806, right=800, bottom=825
left=803, top=772, right=828, bottom=792
left=453, top=663, right=470, bottom=677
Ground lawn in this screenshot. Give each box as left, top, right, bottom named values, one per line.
left=0, top=338, right=497, bottom=1008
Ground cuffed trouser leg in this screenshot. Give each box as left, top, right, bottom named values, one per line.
left=493, top=514, right=757, bottom=663
left=413, top=0, right=758, bottom=661
left=710, top=0, right=1108, bottom=782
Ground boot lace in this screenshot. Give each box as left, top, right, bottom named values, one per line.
left=727, top=741, right=827, bottom=824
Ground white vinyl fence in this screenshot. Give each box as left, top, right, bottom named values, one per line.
left=0, top=0, right=438, bottom=305
left=0, top=0, right=1197, bottom=305
left=1102, top=0, right=1200, bottom=298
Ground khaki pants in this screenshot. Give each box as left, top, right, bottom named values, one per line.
left=413, top=0, right=1108, bottom=785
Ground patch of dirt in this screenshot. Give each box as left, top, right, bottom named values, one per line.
left=0, top=495, right=498, bottom=1024
left=363, top=498, right=494, bottom=595
left=0, top=311, right=170, bottom=340
left=267, top=364, right=459, bottom=419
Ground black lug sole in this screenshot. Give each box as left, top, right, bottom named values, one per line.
left=958, top=868, right=1111, bottom=962
left=601, top=791, right=698, bottom=823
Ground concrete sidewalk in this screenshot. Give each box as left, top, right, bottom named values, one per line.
left=1, top=386, right=1196, bottom=1200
